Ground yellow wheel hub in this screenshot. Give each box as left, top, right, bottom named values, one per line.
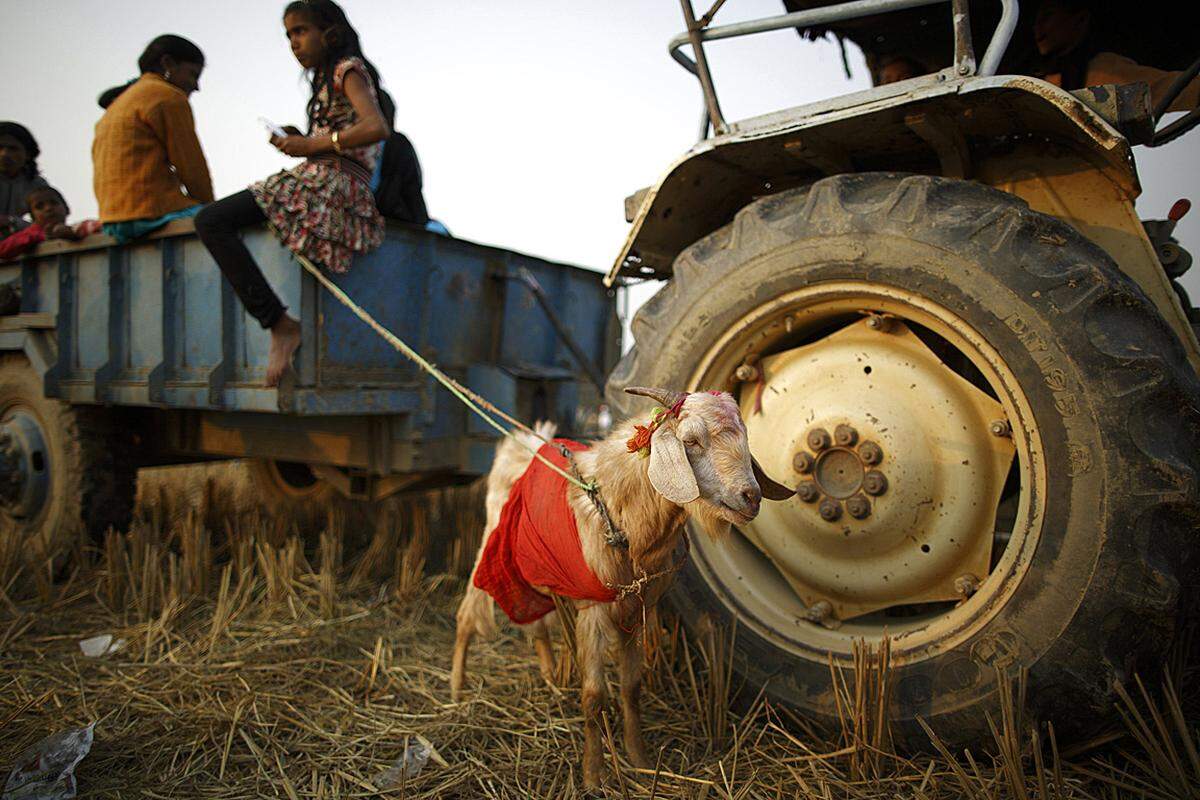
left=740, top=317, right=1015, bottom=621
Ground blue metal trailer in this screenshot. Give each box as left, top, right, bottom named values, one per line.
left=0, top=218, right=619, bottom=552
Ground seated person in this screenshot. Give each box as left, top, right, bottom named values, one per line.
left=876, top=55, right=927, bottom=85
left=0, top=122, right=48, bottom=238
left=1034, top=0, right=1199, bottom=112
left=0, top=186, right=101, bottom=261
left=92, top=35, right=214, bottom=244
left=372, top=89, right=431, bottom=227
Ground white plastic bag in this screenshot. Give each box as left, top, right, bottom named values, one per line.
left=2, top=722, right=95, bottom=800
left=375, top=736, right=444, bottom=787
left=78, top=635, right=125, bottom=658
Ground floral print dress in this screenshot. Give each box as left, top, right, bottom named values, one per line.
left=251, top=57, right=384, bottom=273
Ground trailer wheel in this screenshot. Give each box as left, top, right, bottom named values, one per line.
left=247, top=460, right=335, bottom=505
left=245, top=460, right=392, bottom=547
left=608, top=173, right=1200, bottom=749
left=0, top=354, right=137, bottom=562
left=245, top=459, right=339, bottom=528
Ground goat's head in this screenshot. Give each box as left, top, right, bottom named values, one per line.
left=625, top=387, right=793, bottom=536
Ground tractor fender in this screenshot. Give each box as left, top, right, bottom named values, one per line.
left=606, top=75, right=1137, bottom=286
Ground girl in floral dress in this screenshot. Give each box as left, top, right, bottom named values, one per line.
left=195, top=0, right=389, bottom=386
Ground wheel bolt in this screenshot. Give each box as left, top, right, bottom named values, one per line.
left=818, top=498, right=842, bottom=521
left=834, top=424, right=858, bottom=447
left=734, top=363, right=759, bottom=382
left=954, top=574, right=980, bottom=598
left=807, top=428, right=831, bottom=451
left=989, top=419, right=1012, bottom=437
left=863, top=470, right=888, bottom=496
left=859, top=441, right=883, bottom=465
left=793, top=452, right=814, bottom=474
left=846, top=494, right=871, bottom=519
left=804, top=599, right=833, bottom=624
left=796, top=482, right=819, bottom=503
left=865, top=314, right=894, bottom=333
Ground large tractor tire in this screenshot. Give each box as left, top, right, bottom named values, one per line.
left=0, top=354, right=137, bottom=561
left=607, top=173, right=1200, bottom=749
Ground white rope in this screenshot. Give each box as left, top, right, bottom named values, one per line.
left=293, top=254, right=594, bottom=491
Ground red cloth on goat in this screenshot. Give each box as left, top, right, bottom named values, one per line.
left=474, top=439, right=616, bottom=624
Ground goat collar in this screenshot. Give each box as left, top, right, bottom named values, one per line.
left=625, top=394, right=688, bottom=458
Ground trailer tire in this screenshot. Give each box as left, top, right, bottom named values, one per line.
left=247, top=460, right=335, bottom=506
left=0, top=354, right=137, bottom=562
left=607, top=173, right=1200, bottom=750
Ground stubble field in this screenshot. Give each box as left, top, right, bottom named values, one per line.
left=0, top=461, right=1196, bottom=799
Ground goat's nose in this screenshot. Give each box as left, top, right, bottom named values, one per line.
left=741, top=485, right=762, bottom=512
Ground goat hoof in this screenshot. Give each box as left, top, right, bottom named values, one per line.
left=582, top=768, right=605, bottom=791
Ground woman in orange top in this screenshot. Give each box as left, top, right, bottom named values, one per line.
left=92, top=35, right=214, bottom=243
left=1033, top=0, right=1200, bottom=113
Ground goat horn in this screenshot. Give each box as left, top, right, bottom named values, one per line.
left=624, top=386, right=686, bottom=408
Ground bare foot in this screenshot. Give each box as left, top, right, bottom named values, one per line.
left=266, top=314, right=302, bottom=387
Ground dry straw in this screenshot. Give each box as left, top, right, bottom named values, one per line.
left=0, top=460, right=1196, bottom=798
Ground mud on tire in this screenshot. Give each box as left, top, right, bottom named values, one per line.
left=0, top=354, right=137, bottom=561
left=607, top=173, right=1200, bottom=749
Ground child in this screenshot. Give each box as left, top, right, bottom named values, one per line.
left=0, top=187, right=101, bottom=261
left=0, top=122, right=48, bottom=238
left=195, top=0, right=389, bottom=387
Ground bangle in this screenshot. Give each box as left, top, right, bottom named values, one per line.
left=331, top=130, right=343, bottom=154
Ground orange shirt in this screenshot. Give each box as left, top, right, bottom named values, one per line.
left=1045, top=52, right=1200, bottom=114
left=92, top=73, right=214, bottom=222
left=1084, top=53, right=1200, bottom=114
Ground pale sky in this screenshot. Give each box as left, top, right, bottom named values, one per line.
left=4, top=0, right=1199, bottom=312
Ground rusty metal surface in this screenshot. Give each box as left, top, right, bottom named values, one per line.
left=1069, top=83, right=1155, bottom=145
left=605, top=74, right=1133, bottom=287
left=950, top=0, right=976, bottom=78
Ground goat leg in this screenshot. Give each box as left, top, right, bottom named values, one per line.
left=618, top=631, right=651, bottom=769
left=450, top=623, right=472, bottom=702
left=577, top=607, right=609, bottom=788
left=529, top=619, right=556, bottom=688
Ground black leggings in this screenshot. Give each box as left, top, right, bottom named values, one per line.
left=194, top=190, right=287, bottom=329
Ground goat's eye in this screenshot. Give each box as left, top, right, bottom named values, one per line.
left=683, top=438, right=701, bottom=449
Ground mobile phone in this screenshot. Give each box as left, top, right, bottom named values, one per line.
left=259, top=117, right=287, bottom=138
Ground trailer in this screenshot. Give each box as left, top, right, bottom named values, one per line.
left=0, top=218, right=620, bottom=556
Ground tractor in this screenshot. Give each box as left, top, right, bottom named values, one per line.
left=605, top=0, right=1200, bottom=747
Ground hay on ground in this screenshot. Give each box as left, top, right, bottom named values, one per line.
left=0, top=462, right=1196, bottom=798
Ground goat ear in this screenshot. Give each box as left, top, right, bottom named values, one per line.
left=752, top=457, right=795, bottom=501
left=648, top=424, right=700, bottom=505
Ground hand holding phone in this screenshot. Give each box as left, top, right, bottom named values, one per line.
left=259, top=117, right=287, bottom=138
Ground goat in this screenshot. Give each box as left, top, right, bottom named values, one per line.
left=451, top=386, right=793, bottom=787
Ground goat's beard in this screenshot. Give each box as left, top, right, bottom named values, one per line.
left=690, top=500, right=735, bottom=540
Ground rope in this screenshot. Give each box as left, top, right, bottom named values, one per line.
left=294, top=254, right=594, bottom=493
